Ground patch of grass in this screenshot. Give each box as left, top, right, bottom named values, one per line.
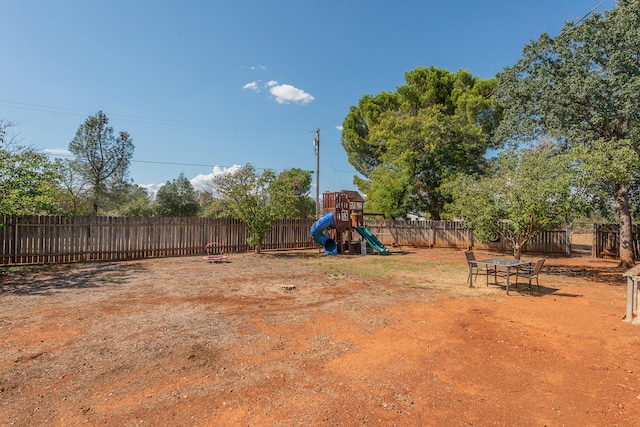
left=406, top=283, right=436, bottom=290
left=1, top=264, right=52, bottom=275
left=300, top=250, right=474, bottom=294
left=436, top=264, right=468, bottom=273
left=305, top=256, right=404, bottom=279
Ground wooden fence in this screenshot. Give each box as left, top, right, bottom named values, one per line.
left=365, top=219, right=570, bottom=255
left=0, top=216, right=316, bottom=265
left=1, top=216, right=570, bottom=266
left=593, top=224, right=640, bottom=260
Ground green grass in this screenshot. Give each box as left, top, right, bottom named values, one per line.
left=0, top=264, right=52, bottom=275
left=309, top=256, right=414, bottom=280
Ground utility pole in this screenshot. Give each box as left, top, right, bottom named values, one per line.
left=313, top=128, right=320, bottom=219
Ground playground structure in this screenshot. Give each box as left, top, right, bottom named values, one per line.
left=310, top=190, right=390, bottom=255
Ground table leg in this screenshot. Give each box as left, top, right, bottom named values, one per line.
left=626, top=276, right=638, bottom=321
left=468, top=263, right=473, bottom=288
left=506, top=267, right=510, bottom=295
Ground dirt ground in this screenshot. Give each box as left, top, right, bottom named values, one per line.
left=1, top=241, right=639, bottom=426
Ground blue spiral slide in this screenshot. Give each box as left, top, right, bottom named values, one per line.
left=310, top=212, right=338, bottom=255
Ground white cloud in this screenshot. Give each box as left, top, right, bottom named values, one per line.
left=335, top=125, right=343, bottom=131
left=43, top=148, right=71, bottom=156
left=269, top=83, right=315, bottom=105
left=243, top=81, right=259, bottom=91
left=190, top=164, right=242, bottom=192
left=244, top=79, right=315, bottom=105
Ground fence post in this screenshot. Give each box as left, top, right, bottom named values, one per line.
left=13, top=220, right=18, bottom=265
left=430, top=221, right=435, bottom=248
left=623, top=265, right=640, bottom=324
left=89, top=222, right=93, bottom=262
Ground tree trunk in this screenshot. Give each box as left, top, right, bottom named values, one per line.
left=255, top=240, right=262, bottom=254
left=512, top=243, right=522, bottom=260
left=614, top=185, right=635, bottom=268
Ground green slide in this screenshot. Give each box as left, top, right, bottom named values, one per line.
left=355, top=226, right=390, bottom=255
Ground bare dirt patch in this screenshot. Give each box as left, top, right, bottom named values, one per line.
left=1, top=248, right=639, bottom=426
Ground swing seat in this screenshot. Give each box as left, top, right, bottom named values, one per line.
left=203, top=242, right=228, bottom=263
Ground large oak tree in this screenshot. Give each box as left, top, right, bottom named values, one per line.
left=495, top=0, right=640, bottom=267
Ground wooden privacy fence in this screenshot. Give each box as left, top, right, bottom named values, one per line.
left=364, top=219, right=570, bottom=255
left=0, top=216, right=316, bottom=265
left=1, top=216, right=570, bottom=266
left=593, top=224, right=640, bottom=260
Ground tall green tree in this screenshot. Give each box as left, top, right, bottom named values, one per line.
left=0, top=119, right=60, bottom=215
left=495, top=1, right=640, bottom=267
left=116, top=192, right=153, bottom=216
left=211, top=164, right=312, bottom=253
left=69, top=111, right=134, bottom=215
left=444, top=147, right=585, bottom=259
left=342, top=66, right=501, bottom=219
left=268, top=168, right=314, bottom=219
left=154, top=172, right=199, bottom=217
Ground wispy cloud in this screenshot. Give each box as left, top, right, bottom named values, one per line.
left=335, top=125, right=343, bottom=131
left=242, top=64, right=266, bottom=71
left=243, top=81, right=259, bottom=91
left=43, top=148, right=71, bottom=156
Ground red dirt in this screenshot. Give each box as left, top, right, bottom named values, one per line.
left=1, top=246, right=639, bottom=426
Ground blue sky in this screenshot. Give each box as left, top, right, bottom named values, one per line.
left=0, top=0, right=612, bottom=196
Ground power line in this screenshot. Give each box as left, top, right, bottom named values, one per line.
left=450, top=0, right=611, bottom=126
left=573, top=0, right=607, bottom=26
left=43, top=151, right=310, bottom=173
left=0, top=100, right=312, bottom=134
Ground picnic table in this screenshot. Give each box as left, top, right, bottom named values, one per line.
left=469, top=257, right=529, bottom=295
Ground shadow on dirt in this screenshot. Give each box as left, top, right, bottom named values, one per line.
left=490, top=283, right=584, bottom=298
left=264, top=249, right=415, bottom=259
left=0, top=262, right=146, bottom=296
left=263, top=251, right=321, bottom=259
left=543, top=264, right=626, bottom=286
left=524, top=287, right=582, bottom=298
